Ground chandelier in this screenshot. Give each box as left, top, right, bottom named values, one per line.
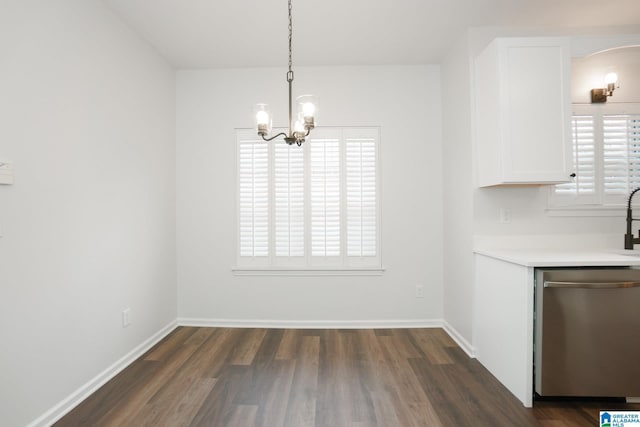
left=254, top=0, right=317, bottom=146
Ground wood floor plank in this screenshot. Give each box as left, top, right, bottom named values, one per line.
left=356, top=330, right=401, bottom=427
left=408, top=356, right=487, bottom=427
left=53, top=359, right=159, bottom=427
left=275, top=329, right=300, bottom=360
left=225, top=404, right=258, bottom=427
left=159, top=378, right=217, bottom=427
left=144, top=328, right=234, bottom=410
left=189, top=365, right=252, bottom=427
left=128, top=377, right=217, bottom=427
left=367, top=391, right=400, bottom=427
left=255, top=359, right=295, bottom=427
left=96, top=343, right=201, bottom=426
left=144, top=327, right=196, bottom=362
left=385, top=329, right=422, bottom=358
left=230, top=328, right=267, bottom=366
left=407, top=328, right=454, bottom=364
left=315, top=330, right=346, bottom=426
left=55, top=327, right=640, bottom=427
left=340, top=332, right=377, bottom=425
left=183, top=327, right=215, bottom=347
left=431, top=327, right=458, bottom=347
left=283, top=335, right=319, bottom=427
left=378, top=334, right=443, bottom=427
left=232, top=329, right=285, bottom=407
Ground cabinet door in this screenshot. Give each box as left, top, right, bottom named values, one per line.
left=501, top=40, right=572, bottom=184
left=475, top=37, right=572, bottom=187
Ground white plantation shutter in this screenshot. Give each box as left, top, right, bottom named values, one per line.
left=238, top=133, right=269, bottom=259
left=550, top=105, right=640, bottom=209
left=603, top=114, right=640, bottom=198
left=345, top=129, right=378, bottom=258
left=237, top=127, right=381, bottom=270
left=310, top=132, right=341, bottom=257
left=274, top=140, right=305, bottom=257
left=554, top=115, right=595, bottom=197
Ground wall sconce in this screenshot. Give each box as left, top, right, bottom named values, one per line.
left=591, top=72, right=619, bottom=103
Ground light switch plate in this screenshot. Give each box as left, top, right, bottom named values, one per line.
left=0, top=162, right=14, bottom=185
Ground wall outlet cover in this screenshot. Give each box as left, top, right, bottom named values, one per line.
left=122, top=308, right=131, bottom=327
left=0, top=162, right=14, bottom=185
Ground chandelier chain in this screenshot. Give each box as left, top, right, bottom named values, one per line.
left=288, top=0, right=293, bottom=76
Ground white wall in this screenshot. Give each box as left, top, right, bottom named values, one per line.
left=0, top=1, right=176, bottom=426
left=176, top=66, right=443, bottom=323
left=441, top=35, right=475, bottom=343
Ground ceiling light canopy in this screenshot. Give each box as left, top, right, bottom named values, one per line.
left=254, top=0, right=318, bottom=146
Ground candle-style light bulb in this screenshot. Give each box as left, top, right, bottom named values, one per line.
left=256, top=110, right=269, bottom=125
left=605, top=72, right=619, bottom=97
left=302, top=102, right=315, bottom=118
left=254, top=104, right=271, bottom=136
left=296, top=95, right=317, bottom=130
left=604, top=72, right=618, bottom=85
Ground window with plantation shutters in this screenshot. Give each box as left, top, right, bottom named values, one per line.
left=550, top=104, right=640, bottom=209
left=236, top=127, right=381, bottom=270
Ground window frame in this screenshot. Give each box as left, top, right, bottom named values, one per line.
left=234, top=126, right=383, bottom=275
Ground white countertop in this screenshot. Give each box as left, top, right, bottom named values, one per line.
left=474, top=248, right=640, bottom=267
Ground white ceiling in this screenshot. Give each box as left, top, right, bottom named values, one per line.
left=103, top=0, right=640, bottom=68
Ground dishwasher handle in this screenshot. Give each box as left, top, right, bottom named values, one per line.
left=544, top=280, right=640, bottom=289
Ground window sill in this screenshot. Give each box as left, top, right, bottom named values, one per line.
left=231, top=267, right=386, bottom=276
left=546, top=206, right=626, bottom=217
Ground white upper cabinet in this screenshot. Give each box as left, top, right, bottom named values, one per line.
left=474, top=37, right=573, bottom=187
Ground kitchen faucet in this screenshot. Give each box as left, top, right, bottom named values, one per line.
left=625, top=187, right=640, bottom=249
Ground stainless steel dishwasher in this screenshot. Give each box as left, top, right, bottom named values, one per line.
left=534, top=267, right=640, bottom=398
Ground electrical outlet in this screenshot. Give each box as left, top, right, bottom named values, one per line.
left=122, top=308, right=131, bottom=328
left=499, top=208, right=512, bottom=224
left=415, top=285, right=424, bottom=298
left=0, top=161, right=14, bottom=185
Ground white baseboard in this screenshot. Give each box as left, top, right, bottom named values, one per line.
left=442, top=320, right=476, bottom=358
left=177, top=317, right=443, bottom=329
left=179, top=317, right=476, bottom=358
left=28, top=320, right=178, bottom=427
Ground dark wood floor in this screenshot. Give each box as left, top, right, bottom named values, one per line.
left=56, top=327, right=639, bottom=426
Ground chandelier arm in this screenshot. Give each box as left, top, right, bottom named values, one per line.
left=261, top=132, right=288, bottom=142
